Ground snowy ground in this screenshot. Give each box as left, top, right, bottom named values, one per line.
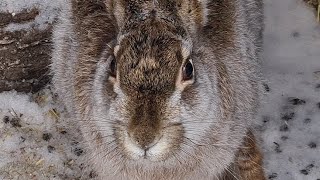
left=0, top=0, right=320, bottom=179
left=0, top=88, right=92, bottom=179
left=259, top=0, right=320, bottom=179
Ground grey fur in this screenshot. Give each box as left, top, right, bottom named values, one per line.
left=51, top=0, right=264, bottom=179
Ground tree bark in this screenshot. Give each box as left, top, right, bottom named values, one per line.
left=0, top=9, right=52, bottom=93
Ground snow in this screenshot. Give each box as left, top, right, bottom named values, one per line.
left=0, top=0, right=320, bottom=179
left=0, top=91, right=43, bottom=124
left=259, top=0, right=320, bottom=179
left=0, top=0, right=64, bottom=31
left=263, top=0, right=320, bottom=73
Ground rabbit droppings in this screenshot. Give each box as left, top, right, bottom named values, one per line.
left=51, top=0, right=265, bottom=179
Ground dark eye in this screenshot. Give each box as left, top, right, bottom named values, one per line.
left=109, top=55, right=117, bottom=78
left=182, top=59, right=194, bottom=81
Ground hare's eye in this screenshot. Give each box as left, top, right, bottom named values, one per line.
left=109, top=56, right=117, bottom=78
left=182, top=59, right=193, bottom=81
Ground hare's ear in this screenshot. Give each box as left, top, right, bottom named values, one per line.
left=177, top=0, right=208, bottom=35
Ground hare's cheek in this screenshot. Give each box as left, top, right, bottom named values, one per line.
left=146, top=125, right=184, bottom=161
left=145, top=138, right=171, bottom=161
left=181, top=85, right=198, bottom=106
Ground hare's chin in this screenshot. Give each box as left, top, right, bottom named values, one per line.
left=123, top=133, right=170, bottom=162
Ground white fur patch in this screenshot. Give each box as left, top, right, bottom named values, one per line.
left=123, top=133, right=145, bottom=160
left=146, top=138, right=170, bottom=161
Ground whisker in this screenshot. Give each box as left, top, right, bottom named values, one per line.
left=225, top=166, right=240, bottom=180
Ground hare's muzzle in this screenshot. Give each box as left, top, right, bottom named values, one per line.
left=123, top=129, right=165, bottom=161
left=128, top=126, right=160, bottom=150
left=121, top=95, right=181, bottom=161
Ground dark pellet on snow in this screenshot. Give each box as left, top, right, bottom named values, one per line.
left=60, top=130, right=67, bottom=134
left=3, top=116, right=10, bottom=123
left=79, top=163, right=85, bottom=169
left=273, top=142, right=282, bottom=153
left=10, top=117, right=21, bottom=127
left=281, top=112, right=295, bottom=121
left=74, top=147, right=84, bottom=156
left=20, top=136, right=26, bottom=143
left=300, top=169, right=309, bottom=175
left=291, top=31, right=300, bottom=38
left=47, top=145, right=55, bottom=153
left=288, top=98, right=306, bottom=105
left=89, top=171, right=98, bottom=178
left=308, top=142, right=317, bottom=148
left=268, top=173, right=278, bottom=179
left=263, top=116, right=270, bottom=123
left=42, top=133, right=52, bottom=141
left=300, top=164, right=314, bottom=175
left=280, top=124, right=289, bottom=131
left=263, top=83, right=270, bottom=92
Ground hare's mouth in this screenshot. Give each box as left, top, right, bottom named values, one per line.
left=114, top=122, right=184, bottom=162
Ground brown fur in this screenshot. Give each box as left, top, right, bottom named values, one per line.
left=222, top=131, right=265, bottom=180
left=71, top=0, right=117, bottom=113
left=203, top=0, right=236, bottom=50
left=237, top=131, right=266, bottom=180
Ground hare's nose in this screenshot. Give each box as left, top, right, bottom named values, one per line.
left=129, top=131, right=160, bottom=150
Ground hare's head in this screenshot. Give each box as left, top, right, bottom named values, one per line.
left=91, top=0, right=234, bottom=171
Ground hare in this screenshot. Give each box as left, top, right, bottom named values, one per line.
left=51, top=0, right=265, bottom=179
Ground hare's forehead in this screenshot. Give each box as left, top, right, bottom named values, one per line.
left=118, top=52, right=181, bottom=93
left=115, top=35, right=192, bottom=65
left=115, top=31, right=192, bottom=93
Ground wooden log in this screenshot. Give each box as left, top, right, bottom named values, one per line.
left=0, top=9, right=52, bottom=93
